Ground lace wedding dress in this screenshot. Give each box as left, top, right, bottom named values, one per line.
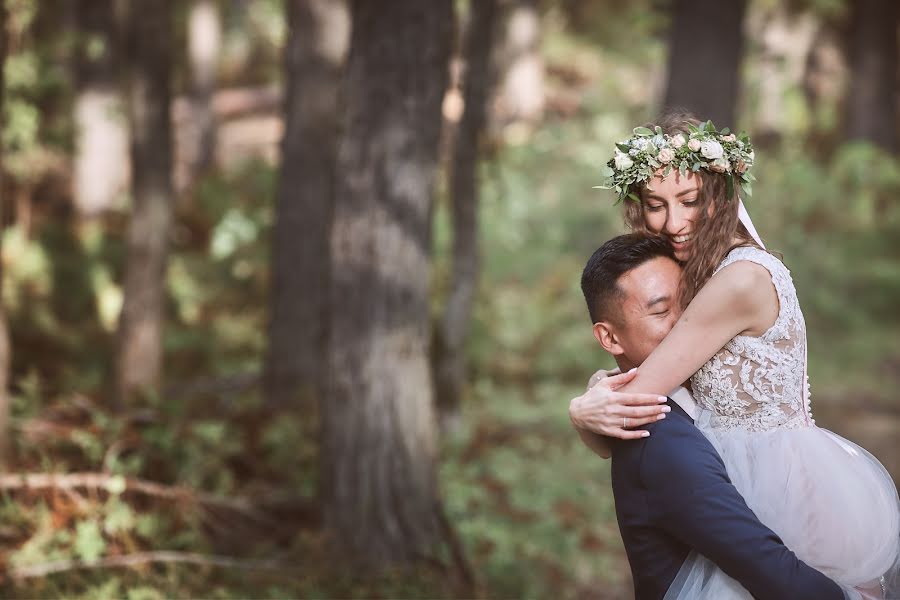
left=664, top=246, right=900, bottom=600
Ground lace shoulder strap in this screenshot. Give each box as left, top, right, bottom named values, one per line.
left=714, top=246, right=797, bottom=338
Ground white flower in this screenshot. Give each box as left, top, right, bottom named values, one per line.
left=657, top=148, right=675, bottom=163
left=700, top=140, right=724, bottom=160
left=614, top=151, right=634, bottom=170
left=652, top=134, right=667, bottom=148
left=720, top=134, right=736, bottom=142
left=670, top=134, right=686, bottom=148
left=688, top=139, right=702, bottom=152
left=631, top=138, right=649, bottom=151
left=710, top=157, right=730, bottom=173
left=747, top=150, right=755, bottom=163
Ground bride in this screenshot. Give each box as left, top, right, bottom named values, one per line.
left=570, top=112, right=900, bottom=598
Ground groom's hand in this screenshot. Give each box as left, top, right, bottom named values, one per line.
left=570, top=369, right=670, bottom=440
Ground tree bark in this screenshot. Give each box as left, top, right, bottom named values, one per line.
left=322, top=0, right=453, bottom=567
left=184, top=0, right=221, bottom=184
left=73, top=0, right=129, bottom=218
left=662, top=0, right=747, bottom=128
left=263, top=0, right=349, bottom=409
left=494, top=0, right=544, bottom=124
left=116, top=0, right=174, bottom=404
left=433, top=0, right=499, bottom=431
left=844, top=0, right=899, bottom=152
left=0, top=0, right=11, bottom=462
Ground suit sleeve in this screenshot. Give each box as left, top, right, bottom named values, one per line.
left=640, top=427, right=844, bottom=600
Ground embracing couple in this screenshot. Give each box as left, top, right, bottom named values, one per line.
left=569, top=112, right=900, bottom=599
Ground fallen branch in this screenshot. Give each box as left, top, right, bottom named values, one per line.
left=0, top=473, right=261, bottom=520
left=11, top=551, right=291, bottom=579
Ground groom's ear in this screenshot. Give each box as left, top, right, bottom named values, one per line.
left=593, top=321, right=624, bottom=356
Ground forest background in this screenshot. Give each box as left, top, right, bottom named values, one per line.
left=0, top=0, right=898, bottom=598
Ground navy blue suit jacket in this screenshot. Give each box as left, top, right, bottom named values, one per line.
left=609, top=399, right=843, bottom=600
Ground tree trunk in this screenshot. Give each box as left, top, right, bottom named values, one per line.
left=322, top=0, right=453, bottom=567
left=433, top=0, right=499, bottom=432
left=116, top=0, right=174, bottom=404
left=263, top=0, right=349, bottom=410
left=494, top=0, right=544, bottom=125
left=746, top=4, right=818, bottom=147
left=662, top=0, right=747, bottom=128
left=844, top=0, right=899, bottom=152
left=0, top=0, right=11, bottom=462
left=184, top=0, right=221, bottom=184
left=73, top=0, right=129, bottom=218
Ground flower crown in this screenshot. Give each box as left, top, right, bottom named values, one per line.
left=598, top=120, right=756, bottom=203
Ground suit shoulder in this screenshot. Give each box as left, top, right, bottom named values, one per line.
left=639, top=417, right=728, bottom=489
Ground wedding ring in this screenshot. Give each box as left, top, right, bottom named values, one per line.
left=623, top=416, right=628, bottom=428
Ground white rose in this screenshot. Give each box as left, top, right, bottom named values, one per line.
left=700, top=140, right=724, bottom=160
left=720, top=134, right=736, bottom=142
left=614, top=151, right=633, bottom=170
left=657, top=148, right=675, bottom=163
left=670, top=134, right=686, bottom=148
left=687, top=138, right=701, bottom=152
left=710, top=157, right=729, bottom=173
left=747, top=150, right=755, bottom=163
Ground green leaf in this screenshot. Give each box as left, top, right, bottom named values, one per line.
left=740, top=181, right=752, bottom=197
left=616, top=143, right=631, bottom=153
left=74, top=521, right=106, bottom=562
left=720, top=127, right=731, bottom=135
left=104, top=475, right=127, bottom=496
left=633, top=126, right=653, bottom=136
left=692, top=161, right=701, bottom=171
left=627, top=192, right=640, bottom=203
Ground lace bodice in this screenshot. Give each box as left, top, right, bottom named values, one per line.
left=689, top=246, right=814, bottom=432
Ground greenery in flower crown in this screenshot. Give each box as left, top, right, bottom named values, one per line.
left=598, top=120, right=756, bottom=204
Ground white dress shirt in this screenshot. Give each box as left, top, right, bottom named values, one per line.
left=668, top=385, right=698, bottom=420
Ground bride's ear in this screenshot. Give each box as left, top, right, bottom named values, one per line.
left=593, top=322, right=624, bottom=356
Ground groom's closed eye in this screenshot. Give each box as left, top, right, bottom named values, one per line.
left=646, top=295, right=671, bottom=311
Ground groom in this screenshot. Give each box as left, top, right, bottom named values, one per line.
left=575, top=234, right=843, bottom=599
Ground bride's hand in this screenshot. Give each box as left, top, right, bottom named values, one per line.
left=586, top=367, right=621, bottom=391
left=569, top=368, right=669, bottom=440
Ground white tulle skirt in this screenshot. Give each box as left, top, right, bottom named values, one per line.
left=664, top=411, right=900, bottom=600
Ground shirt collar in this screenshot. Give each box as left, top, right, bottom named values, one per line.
left=668, top=386, right=698, bottom=420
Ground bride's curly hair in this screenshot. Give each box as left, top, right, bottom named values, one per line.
left=622, top=110, right=760, bottom=309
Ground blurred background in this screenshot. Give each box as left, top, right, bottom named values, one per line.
left=0, top=0, right=898, bottom=598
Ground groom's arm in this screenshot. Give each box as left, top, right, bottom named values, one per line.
left=640, top=427, right=844, bottom=600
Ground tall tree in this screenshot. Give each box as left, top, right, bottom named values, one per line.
left=263, top=0, right=349, bottom=409
left=322, top=0, right=453, bottom=566
left=185, top=0, right=221, bottom=180
left=433, top=0, right=499, bottom=430
left=73, top=0, right=129, bottom=218
left=495, top=0, right=544, bottom=124
left=662, top=0, right=747, bottom=127
left=116, top=0, right=174, bottom=403
left=844, top=0, right=898, bottom=152
left=0, top=0, right=11, bottom=460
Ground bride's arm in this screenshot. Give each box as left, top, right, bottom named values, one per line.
left=619, top=260, right=779, bottom=396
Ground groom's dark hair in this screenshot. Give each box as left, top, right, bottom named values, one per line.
left=581, top=234, right=676, bottom=324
